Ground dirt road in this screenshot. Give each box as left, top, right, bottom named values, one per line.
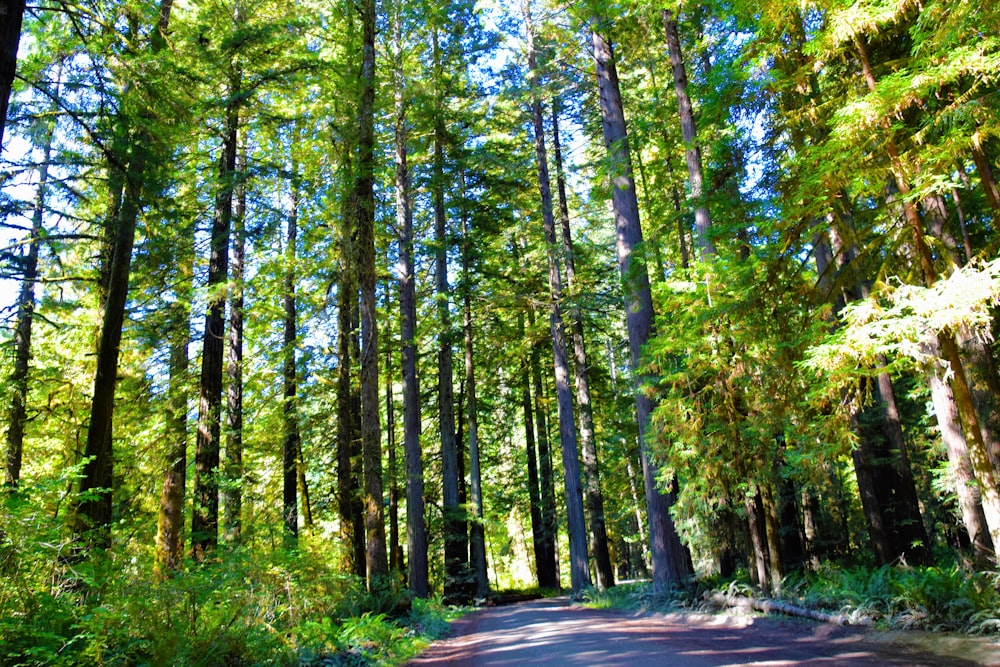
left=406, top=597, right=1000, bottom=666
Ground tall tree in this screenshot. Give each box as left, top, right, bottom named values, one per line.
left=283, top=171, right=301, bottom=544
left=4, top=94, right=54, bottom=487
left=592, top=25, right=690, bottom=589
left=393, top=0, right=428, bottom=597
left=191, top=73, right=240, bottom=557
left=72, top=0, right=175, bottom=550
left=525, top=3, right=589, bottom=596
left=552, top=98, right=615, bottom=590
left=356, top=0, right=388, bottom=582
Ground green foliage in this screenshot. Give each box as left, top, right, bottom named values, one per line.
left=0, top=527, right=455, bottom=666
left=781, top=563, right=1000, bottom=632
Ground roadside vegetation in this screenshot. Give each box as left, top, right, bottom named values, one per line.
left=587, top=559, right=1000, bottom=635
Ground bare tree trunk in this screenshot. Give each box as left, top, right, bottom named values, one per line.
left=223, top=141, right=246, bottom=544
left=519, top=312, right=553, bottom=587
left=393, top=5, right=428, bottom=596
left=5, top=101, right=53, bottom=487
left=192, top=85, right=239, bottom=558
left=356, top=0, right=387, bottom=583
left=463, top=229, right=489, bottom=599
left=282, top=173, right=300, bottom=545
left=526, top=7, right=589, bottom=596
left=528, top=306, right=560, bottom=587
left=662, top=10, right=712, bottom=258
left=928, top=372, right=995, bottom=564
left=593, top=27, right=690, bottom=589
left=552, top=98, right=615, bottom=590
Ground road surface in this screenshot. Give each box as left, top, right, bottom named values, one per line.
left=406, top=597, right=1000, bottom=666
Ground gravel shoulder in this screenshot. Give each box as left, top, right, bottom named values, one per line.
left=406, top=597, right=1000, bottom=666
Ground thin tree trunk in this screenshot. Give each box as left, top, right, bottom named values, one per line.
left=526, top=7, right=589, bottom=596
left=463, top=231, right=489, bottom=599
left=662, top=10, right=712, bottom=258
left=528, top=306, right=560, bottom=587
left=552, top=98, right=615, bottom=590
left=282, top=173, right=300, bottom=544
left=394, top=4, right=428, bottom=597
left=5, top=100, right=53, bottom=487
left=192, top=85, right=238, bottom=558
left=519, top=312, right=552, bottom=587
left=593, top=27, right=690, bottom=589
left=971, top=139, right=1000, bottom=217
left=356, top=0, right=387, bottom=583
left=223, top=141, right=246, bottom=544
left=386, top=341, right=403, bottom=574
left=433, top=26, right=465, bottom=602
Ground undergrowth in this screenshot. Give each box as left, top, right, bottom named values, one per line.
left=0, top=533, right=460, bottom=666
left=585, top=564, right=1000, bottom=635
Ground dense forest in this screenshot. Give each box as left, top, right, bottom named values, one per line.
left=1, top=0, right=1000, bottom=662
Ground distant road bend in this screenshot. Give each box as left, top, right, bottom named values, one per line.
left=406, top=597, right=1000, bottom=666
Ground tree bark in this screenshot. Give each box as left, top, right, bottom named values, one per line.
left=463, top=233, right=489, bottom=600
left=433, top=26, right=465, bottom=602
left=0, top=0, right=26, bottom=150
left=393, top=4, right=428, bottom=597
left=525, top=9, right=590, bottom=597
left=223, top=141, right=246, bottom=544
left=552, top=98, right=615, bottom=591
left=662, top=10, right=713, bottom=258
left=528, top=306, right=560, bottom=587
left=593, top=27, right=690, bottom=589
left=356, top=0, right=387, bottom=583
left=191, top=89, right=238, bottom=558
left=519, top=311, right=553, bottom=588
left=282, top=174, right=300, bottom=545
left=74, top=1, right=175, bottom=548
left=4, top=102, right=52, bottom=487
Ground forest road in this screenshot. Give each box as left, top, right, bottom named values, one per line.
left=405, top=597, right=1000, bottom=666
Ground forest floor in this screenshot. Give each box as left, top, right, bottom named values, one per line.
left=404, top=597, right=1000, bottom=666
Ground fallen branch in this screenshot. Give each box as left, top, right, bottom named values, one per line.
left=709, top=592, right=869, bottom=626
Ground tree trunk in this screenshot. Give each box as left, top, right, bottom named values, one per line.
left=5, top=104, right=52, bottom=487
left=337, top=227, right=364, bottom=577
left=662, top=10, right=712, bottom=258
left=463, top=238, right=489, bottom=600
left=394, top=5, right=428, bottom=597
left=928, top=372, right=995, bottom=564
left=282, top=174, right=300, bottom=545
left=433, top=27, right=465, bottom=602
left=356, top=0, right=387, bottom=583
left=552, top=98, right=615, bottom=591
left=223, top=141, right=246, bottom=544
left=528, top=306, right=560, bottom=587
left=971, top=139, right=1000, bottom=217
left=593, top=27, right=690, bottom=589
left=0, top=0, right=26, bottom=150
left=386, top=342, right=403, bottom=574
left=191, top=90, right=238, bottom=558
left=155, top=262, right=192, bottom=578
left=519, top=312, right=552, bottom=588
left=744, top=488, right=770, bottom=593
left=856, top=35, right=1000, bottom=558
left=73, top=2, right=175, bottom=551
left=526, top=10, right=589, bottom=596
